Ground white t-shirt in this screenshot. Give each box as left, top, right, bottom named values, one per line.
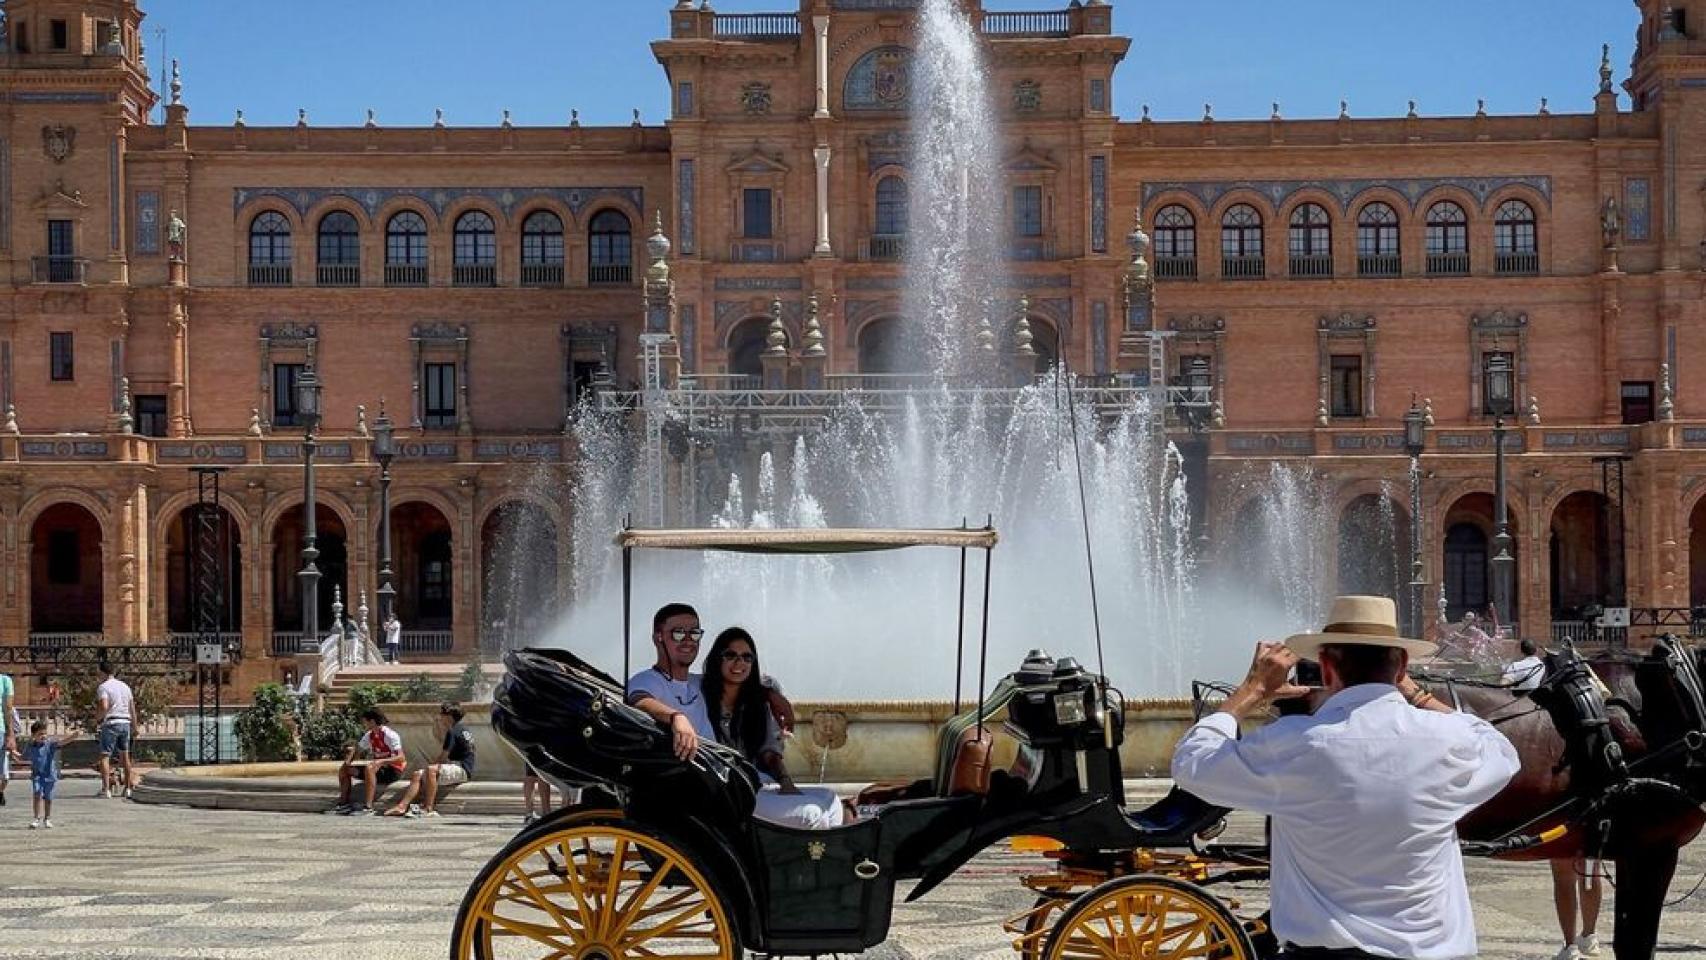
left=1502, top=655, right=1546, bottom=691
left=385, top=620, right=401, bottom=645
left=627, top=668, right=714, bottom=740
left=97, top=677, right=135, bottom=725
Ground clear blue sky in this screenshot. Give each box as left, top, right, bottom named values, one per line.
left=143, top=1, right=1638, bottom=127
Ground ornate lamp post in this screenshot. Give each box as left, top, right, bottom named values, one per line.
left=1486, top=357, right=1516, bottom=628
left=372, top=403, right=397, bottom=639
left=296, top=366, right=323, bottom=656
left=1403, top=397, right=1427, bottom=640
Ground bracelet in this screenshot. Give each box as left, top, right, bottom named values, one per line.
left=1408, top=688, right=1432, bottom=707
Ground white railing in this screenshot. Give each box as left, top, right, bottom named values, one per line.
left=26, top=632, right=104, bottom=651
left=16, top=704, right=191, bottom=738
left=400, top=630, right=454, bottom=654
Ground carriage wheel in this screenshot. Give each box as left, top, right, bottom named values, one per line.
left=451, top=812, right=741, bottom=960
left=1041, top=875, right=1254, bottom=960
left=1017, top=895, right=1069, bottom=960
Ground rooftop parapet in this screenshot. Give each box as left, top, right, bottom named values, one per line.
left=670, top=5, right=1110, bottom=42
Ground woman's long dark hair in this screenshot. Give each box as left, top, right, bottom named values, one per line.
left=701, top=627, right=770, bottom=760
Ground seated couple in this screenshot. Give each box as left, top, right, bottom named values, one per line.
left=627, top=602, right=844, bottom=830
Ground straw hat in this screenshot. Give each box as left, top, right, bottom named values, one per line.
left=1284, top=595, right=1438, bottom=660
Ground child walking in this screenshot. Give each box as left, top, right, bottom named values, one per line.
left=21, top=720, right=74, bottom=829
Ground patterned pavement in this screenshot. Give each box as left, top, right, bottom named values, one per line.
left=0, top=793, right=1703, bottom=958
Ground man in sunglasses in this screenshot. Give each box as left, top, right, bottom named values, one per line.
left=627, top=603, right=714, bottom=760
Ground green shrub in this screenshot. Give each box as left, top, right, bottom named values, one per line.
left=234, top=683, right=299, bottom=763
left=399, top=673, right=444, bottom=703
left=454, top=658, right=486, bottom=702
left=300, top=708, right=363, bottom=760
left=344, top=683, right=403, bottom=717
left=56, top=656, right=179, bottom=733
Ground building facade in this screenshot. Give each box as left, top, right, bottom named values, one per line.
left=0, top=0, right=1702, bottom=696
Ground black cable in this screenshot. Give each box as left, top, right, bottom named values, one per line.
left=1061, top=366, right=1107, bottom=682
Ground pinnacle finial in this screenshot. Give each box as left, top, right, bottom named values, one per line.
left=1339, top=99, right=1350, bottom=119
left=1539, top=96, right=1550, bottom=115
left=1270, top=101, right=1281, bottom=120
left=1526, top=396, right=1541, bottom=425
left=1140, top=103, right=1151, bottom=121
left=297, top=107, right=308, bottom=126
left=1600, top=43, right=1614, bottom=94
left=234, top=108, right=245, bottom=127
left=977, top=312, right=995, bottom=354
left=3, top=404, right=18, bottom=435
left=633, top=108, right=643, bottom=126
left=1476, top=98, right=1487, bottom=117
left=117, top=377, right=133, bottom=434
left=434, top=107, right=445, bottom=127
left=645, top=209, right=672, bottom=276
left=1407, top=99, right=1418, bottom=118
left=1660, top=363, right=1676, bottom=421
left=356, top=404, right=370, bottom=438
left=1422, top=397, right=1435, bottom=427
left=1202, top=103, right=1212, bottom=121
left=803, top=293, right=826, bottom=357
left=249, top=407, right=264, bottom=437
left=501, top=109, right=513, bottom=128
left=365, top=108, right=377, bottom=128
left=1013, top=298, right=1036, bottom=359
left=764, top=298, right=788, bottom=357
left=169, top=59, right=182, bottom=106
left=1316, top=397, right=1331, bottom=427
left=571, top=109, right=581, bottom=128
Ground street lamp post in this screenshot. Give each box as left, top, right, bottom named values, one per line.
left=1485, top=352, right=1516, bottom=629
left=373, top=403, right=397, bottom=648
left=296, top=367, right=324, bottom=659
left=1403, top=397, right=1427, bottom=640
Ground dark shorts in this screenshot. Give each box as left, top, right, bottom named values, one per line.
left=97, top=722, right=132, bottom=756
left=375, top=765, right=402, bottom=787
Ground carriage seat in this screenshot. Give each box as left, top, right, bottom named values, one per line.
left=943, top=725, right=994, bottom=796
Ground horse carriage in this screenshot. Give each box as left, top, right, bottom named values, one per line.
left=452, top=526, right=1706, bottom=960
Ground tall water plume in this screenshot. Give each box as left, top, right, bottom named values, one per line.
left=904, top=0, right=1006, bottom=373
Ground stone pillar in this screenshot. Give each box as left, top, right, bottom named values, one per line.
left=167, top=294, right=191, bottom=437
left=1116, top=210, right=1155, bottom=370
left=813, top=145, right=834, bottom=258
left=814, top=16, right=832, bottom=118
left=114, top=484, right=145, bottom=643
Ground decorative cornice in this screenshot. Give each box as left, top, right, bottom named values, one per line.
left=1470, top=308, right=1529, bottom=330
left=1318, top=312, right=1376, bottom=332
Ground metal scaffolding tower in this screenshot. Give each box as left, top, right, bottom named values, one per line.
left=191, top=467, right=229, bottom=765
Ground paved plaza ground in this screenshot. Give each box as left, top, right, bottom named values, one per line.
left=1, top=793, right=1704, bottom=959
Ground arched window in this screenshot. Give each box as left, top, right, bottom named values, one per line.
left=1494, top=199, right=1538, bottom=274
left=1356, top=202, right=1400, bottom=276
left=1287, top=202, right=1331, bottom=277
left=1220, top=203, right=1263, bottom=279
left=384, top=211, right=428, bottom=286
left=589, top=210, right=632, bottom=284
left=315, top=211, right=360, bottom=286
left=873, top=176, right=907, bottom=261
left=520, top=210, right=565, bottom=286
left=247, top=211, right=293, bottom=286
left=1153, top=205, right=1196, bottom=279
left=1425, top=201, right=1469, bottom=275
left=453, top=211, right=497, bottom=286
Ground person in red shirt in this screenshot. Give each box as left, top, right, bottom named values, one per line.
left=332, top=708, right=406, bottom=815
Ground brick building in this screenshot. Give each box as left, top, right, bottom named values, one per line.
left=0, top=0, right=1700, bottom=697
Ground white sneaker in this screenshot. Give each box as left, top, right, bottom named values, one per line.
left=1577, top=934, right=1601, bottom=957
left=1553, top=945, right=1582, bottom=960
left=28, top=818, right=39, bottom=830
left=41, top=820, right=52, bottom=829
left=96, top=789, right=110, bottom=799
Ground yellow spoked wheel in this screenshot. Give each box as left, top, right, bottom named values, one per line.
left=451, top=813, right=741, bottom=960
left=1041, top=875, right=1253, bottom=960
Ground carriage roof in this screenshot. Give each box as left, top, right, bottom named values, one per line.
left=615, top=526, right=999, bottom=554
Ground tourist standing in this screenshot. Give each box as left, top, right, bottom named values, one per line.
left=95, top=661, right=137, bottom=799
left=1172, top=596, right=1520, bottom=960
left=1550, top=857, right=1604, bottom=959
left=384, top=613, right=402, bottom=664
left=22, top=720, right=75, bottom=829
left=0, top=669, right=15, bottom=808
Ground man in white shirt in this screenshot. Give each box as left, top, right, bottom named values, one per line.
left=626, top=603, right=713, bottom=761
left=384, top=613, right=402, bottom=664
left=1173, top=596, right=1521, bottom=960
left=1503, top=638, right=1547, bottom=692
left=94, top=662, right=137, bottom=799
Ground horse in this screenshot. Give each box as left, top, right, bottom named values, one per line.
left=1416, top=637, right=1706, bottom=960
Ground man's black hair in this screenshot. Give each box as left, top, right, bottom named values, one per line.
left=1319, top=643, right=1406, bottom=687
left=29, top=719, right=47, bottom=735
left=1519, top=639, right=1537, bottom=657
left=362, top=708, right=388, bottom=726
left=440, top=701, right=465, bottom=722
left=98, top=660, right=114, bottom=676
left=653, top=602, right=699, bottom=633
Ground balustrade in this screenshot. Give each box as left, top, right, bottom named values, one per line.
left=712, top=13, right=800, bottom=40
left=247, top=263, right=292, bottom=286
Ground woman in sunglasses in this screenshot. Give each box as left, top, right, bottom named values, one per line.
left=701, top=627, right=844, bottom=829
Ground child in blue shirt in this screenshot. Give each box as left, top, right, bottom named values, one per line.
left=20, top=720, right=76, bottom=829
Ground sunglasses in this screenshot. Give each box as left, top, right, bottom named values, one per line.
left=720, top=651, right=755, bottom=663
left=667, top=627, right=705, bottom=642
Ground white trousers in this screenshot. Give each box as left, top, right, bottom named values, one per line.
left=753, top=781, right=844, bottom=830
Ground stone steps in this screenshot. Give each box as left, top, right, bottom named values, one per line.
left=322, top=662, right=505, bottom=707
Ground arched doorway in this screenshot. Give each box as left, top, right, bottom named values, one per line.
left=30, top=503, right=103, bottom=635
left=392, top=502, right=454, bottom=630
left=1336, top=493, right=1409, bottom=621
left=1441, top=493, right=1519, bottom=623
left=727, top=317, right=774, bottom=382
left=1550, top=491, right=1614, bottom=619
left=166, top=505, right=243, bottom=634
left=271, top=504, right=348, bottom=634
left=481, top=502, right=560, bottom=651
left=857, top=317, right=925, bottom=374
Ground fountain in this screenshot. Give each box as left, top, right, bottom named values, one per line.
left=513, top=0, right=1399, bottom=701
